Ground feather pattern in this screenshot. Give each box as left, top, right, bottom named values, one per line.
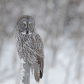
left=16, top=28, right=44, bottom=82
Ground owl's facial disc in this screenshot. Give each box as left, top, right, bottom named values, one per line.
left=17, top=16, right=35, bottom=35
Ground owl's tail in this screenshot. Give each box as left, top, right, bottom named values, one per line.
left=34, top=55, right=44, bottom=82
left=34, top=64, right=43, bottom=82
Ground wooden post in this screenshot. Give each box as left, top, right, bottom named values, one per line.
left=20, top=58, right=30, bottom=84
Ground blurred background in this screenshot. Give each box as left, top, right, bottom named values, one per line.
left=0, top=0, right=84, bottom=84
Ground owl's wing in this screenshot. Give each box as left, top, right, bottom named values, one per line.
left=35, top=34, right=44, bottom=58
left=34, top=34, right=44, bottom=82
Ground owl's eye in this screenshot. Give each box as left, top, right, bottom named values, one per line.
left=22, top=22, right=26, bottom=27
left=23, top=23, right=26, bottom=26
left=29, top=22, right=31, bottom=27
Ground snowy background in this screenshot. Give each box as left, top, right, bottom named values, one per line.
left=0, top=0, right=84, bottom=84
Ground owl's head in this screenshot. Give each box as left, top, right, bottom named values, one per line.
left=17, top=15, right=35, bottom=34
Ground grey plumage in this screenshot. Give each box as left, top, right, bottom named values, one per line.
left=15, top=15, right=44, bottom=82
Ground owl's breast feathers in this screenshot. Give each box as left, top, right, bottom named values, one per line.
left=23, top=34, right=44, bottom=58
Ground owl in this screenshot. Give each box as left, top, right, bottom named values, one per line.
left=15, top=15, right=44, bottom=82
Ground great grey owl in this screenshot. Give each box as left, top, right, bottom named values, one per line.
left=15, top=15, right=44, bottom=82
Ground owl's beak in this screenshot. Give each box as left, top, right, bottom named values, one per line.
left=27, top=28, right=28, bottom=31
left=26, top=28, right=28, bottom=34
